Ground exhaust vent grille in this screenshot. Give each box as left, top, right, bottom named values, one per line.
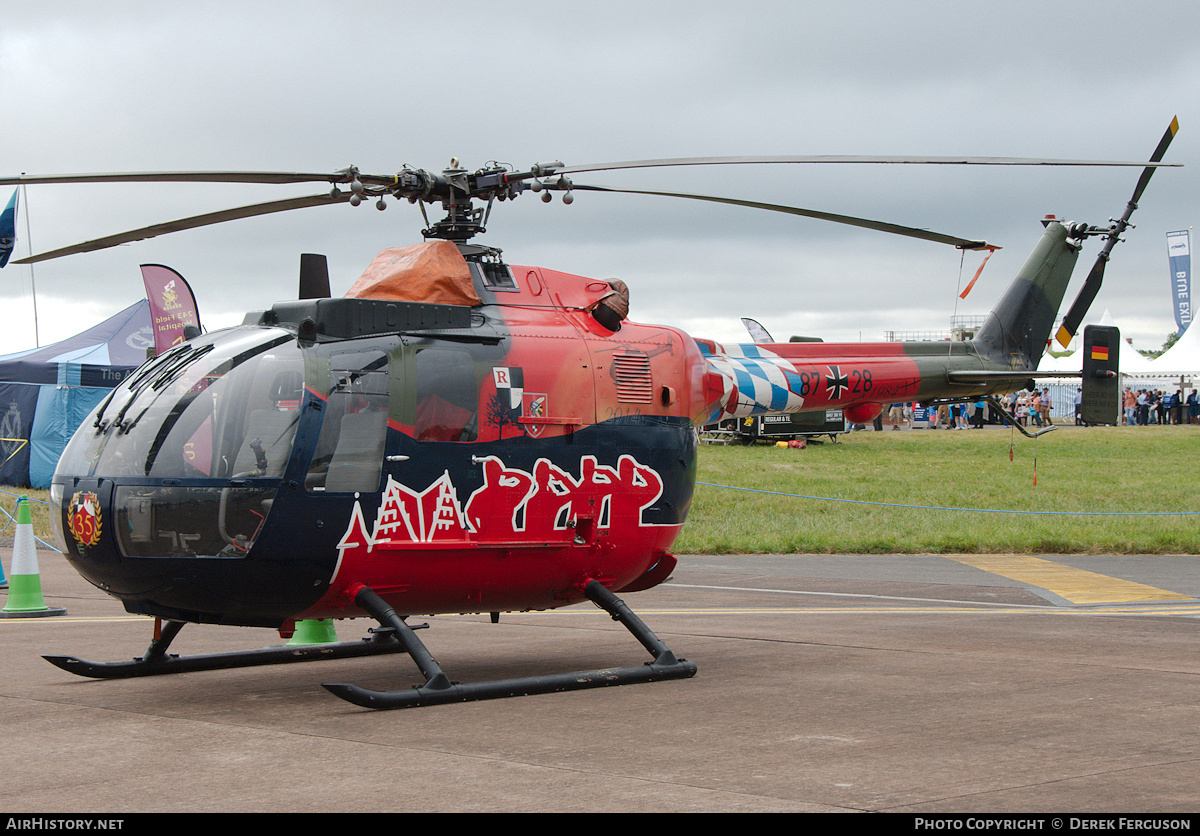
left=612, top=352, right=653, bottom=404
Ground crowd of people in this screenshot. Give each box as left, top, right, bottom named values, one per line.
left=884, top=400, right=990, bottom=430
left=1122, top=386, right=1199, bottom=425
left=997, top=388, right=1054, bottom=428
left=880, top=384, right=1199, bottom=429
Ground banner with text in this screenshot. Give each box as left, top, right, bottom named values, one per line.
left=1166, top=230, right=1191, bottom=337
left=141, top=264, right=202, bottom=355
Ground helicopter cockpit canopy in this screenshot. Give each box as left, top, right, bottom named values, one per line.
left=57, top=327, right=303, bottom=482
left=53, top=327, right=306, bottom=559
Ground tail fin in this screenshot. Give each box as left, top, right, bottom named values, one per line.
left=971, top=220, right=1082, bottom=371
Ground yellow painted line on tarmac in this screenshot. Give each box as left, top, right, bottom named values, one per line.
left=575, top=604, right=1200, bottom=617
left=504, top=604, right=1200, bottom=617
left=1091, top=604, right=1200, bottom=616
left=942, top=554, right=1192, bottom=604
left=7, top=606, right=1200, bottom=634
left=0, top=615, right=149, bottom=626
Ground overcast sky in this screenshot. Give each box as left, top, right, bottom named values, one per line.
left=2, top=1, right=1197, bottom=358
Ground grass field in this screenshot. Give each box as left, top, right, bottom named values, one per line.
left=675, top=424, right=1200, bottom=555
left=1, top=487, right=54, bottom=548
left=6, top=424, right=1197, bottom=555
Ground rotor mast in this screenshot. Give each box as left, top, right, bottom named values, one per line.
left=344, top=160, right=572, bottom=243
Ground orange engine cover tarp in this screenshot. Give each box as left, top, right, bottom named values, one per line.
left=345, top=241, right=481, bottom=306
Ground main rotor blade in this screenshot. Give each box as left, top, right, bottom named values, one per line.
left=1054, top=117, right=1180, bottom=347
left=568, top=184, right=991, bottom=250
left=0, top=170, right=358, bottom=187
left=556, top=155, right=1182, bottom=177
left=14, top=192, right=352, bottom=264
left=4, top=154, right=1178, bottom=189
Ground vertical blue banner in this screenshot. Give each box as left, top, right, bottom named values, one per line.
left=0, top=189, right=17, bottom=268
left=0, top=383, right=39, bottom=487
left=1167, top=230, right=1191, bottom=336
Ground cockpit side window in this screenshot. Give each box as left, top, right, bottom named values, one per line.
left=413, top=347, right=479, bottom=442
left=306, top=351, right=389, bottom=493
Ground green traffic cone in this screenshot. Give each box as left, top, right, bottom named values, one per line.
left=1, top=497, right=66, bottom=618
left=286, top=618, right=338, bottom=646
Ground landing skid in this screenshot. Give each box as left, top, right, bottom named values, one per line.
left=321, top=580, right=698, bottom=710
left=43, top=618, right=409, bottom=679
left=42, top=581, right=697, bottom=710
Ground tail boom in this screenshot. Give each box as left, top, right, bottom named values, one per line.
left=698, top=220, right=1087, bottom=424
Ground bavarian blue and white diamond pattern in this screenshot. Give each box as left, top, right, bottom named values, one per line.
left=700, top=342, right=806, bottom=419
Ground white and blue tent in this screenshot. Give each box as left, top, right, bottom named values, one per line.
left=0, top=300, right=152, bottom=488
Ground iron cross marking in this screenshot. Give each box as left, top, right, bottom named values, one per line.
left=825, top=366, right=849, bottom=400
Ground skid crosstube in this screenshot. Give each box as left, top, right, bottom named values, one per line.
left=43, top=618, right=408, bottom=679
left=321, top=580, right=698, bottom=710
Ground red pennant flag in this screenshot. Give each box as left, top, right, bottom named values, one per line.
left=959, top=247, right=998, bottom=300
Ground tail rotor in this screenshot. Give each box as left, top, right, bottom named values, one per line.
left=1054, top=117, right=1180, bottom=348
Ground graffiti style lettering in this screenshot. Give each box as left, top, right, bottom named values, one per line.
left=463, top=456, right=536, bottom=536
left=373, top=472, right=468, bottom=544
left=470, top=454, right=664, bottom=540
left=341, top=454, right=666, bottom=553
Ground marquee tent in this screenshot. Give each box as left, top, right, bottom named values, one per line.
left=0, top=300, right=152, bottom=488
left=1136, top=321, right=1200, bottom=379
left=1036, top=310, right=1163, bottom=378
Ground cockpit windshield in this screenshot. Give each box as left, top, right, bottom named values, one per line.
left=56, top=327, right=304, bottom=481
left=53, top=327, right=307, bottom=559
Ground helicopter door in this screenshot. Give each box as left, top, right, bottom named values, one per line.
left=306, top=351, right=390, bottom=493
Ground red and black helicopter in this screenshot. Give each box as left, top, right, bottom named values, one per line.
left=1, top=120, right=1178, bottom=708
